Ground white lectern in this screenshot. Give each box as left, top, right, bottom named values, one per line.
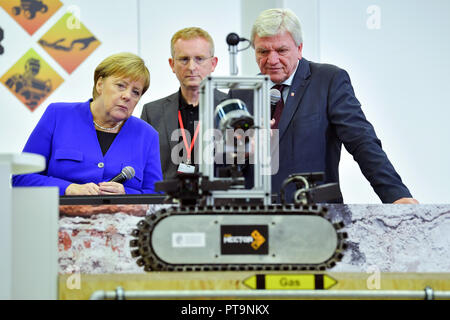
left=0, top=153, right=58, bottom=299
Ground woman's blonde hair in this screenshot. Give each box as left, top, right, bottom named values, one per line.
left=92, top=52, right=150, bottom=99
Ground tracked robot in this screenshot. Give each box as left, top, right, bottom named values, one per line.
left=130, top=33, right=348, bottom=272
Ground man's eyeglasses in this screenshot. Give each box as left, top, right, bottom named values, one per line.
left=175, top=56, right=213, bottom=66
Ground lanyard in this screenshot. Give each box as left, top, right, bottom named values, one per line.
left=178, top=110, right=200, bottom=164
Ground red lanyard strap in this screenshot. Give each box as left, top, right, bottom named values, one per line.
left=178, top=110, right=200, bottom=163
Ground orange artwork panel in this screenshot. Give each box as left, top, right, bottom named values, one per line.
left=38, top=12, right=101, bottom=74
left=1, top=48, right=64, bottom=111
left=0, top=0, right=62, bottom=35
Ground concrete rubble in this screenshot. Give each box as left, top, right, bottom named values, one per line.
left=58, top=204, right=450, bottom=274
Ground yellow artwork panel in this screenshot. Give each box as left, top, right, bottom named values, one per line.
left=1, top=48, right=64, bottom=111
left=0, top=0, right=63, bottom=35
left=38, top=12, right=101, bottom=74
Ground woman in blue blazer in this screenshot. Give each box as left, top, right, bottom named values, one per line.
left=13, top=53, right=163, bottom=195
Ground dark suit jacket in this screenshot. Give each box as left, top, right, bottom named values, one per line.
left=141, top=90, right=227, bottom=179
left=229, top=58, right=412, bottom=203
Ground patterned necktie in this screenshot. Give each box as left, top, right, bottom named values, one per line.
left=271, top=84, right=286, bottom=129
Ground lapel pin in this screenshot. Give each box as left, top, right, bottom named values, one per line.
left=291, top=92, right=295, bottom=96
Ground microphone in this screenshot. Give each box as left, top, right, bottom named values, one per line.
left=226, top=33, right=241, bottom=46
left=109, top=166, right=135, bottom=184
left=270, top=88, right=282, bottom=118
left=226, top=33, right=250, bottom=76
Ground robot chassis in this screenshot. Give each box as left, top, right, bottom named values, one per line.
left=130, top=75, right=348, bottom=272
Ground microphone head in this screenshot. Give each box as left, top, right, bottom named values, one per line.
left=226, top=33, right=240, bottom=46
left=270, top=88, right=282, bottom=105
left=122, top=166, right=135, bottom=180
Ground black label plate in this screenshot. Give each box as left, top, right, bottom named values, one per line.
left=221, top=225, right=268, bottom=255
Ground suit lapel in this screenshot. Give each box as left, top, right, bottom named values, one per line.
left=162, top=92, right=180, bottom=153
left=278, top=59, right=312, bottom=141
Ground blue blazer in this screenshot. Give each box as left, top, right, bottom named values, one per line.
left=230, top=58, right=412, bottom=203
left=12, top=100, right=163, bottom=195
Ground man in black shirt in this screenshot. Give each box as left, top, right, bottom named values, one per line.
left=141, top=27, right=226, bottom=179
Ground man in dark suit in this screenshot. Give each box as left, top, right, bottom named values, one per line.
left=230, top=8, right=418, bottom=204
left=141, top=27, right=226, bottom=179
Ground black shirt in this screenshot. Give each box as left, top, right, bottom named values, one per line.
left=178, top=90, right=199, bottom=163
left=96, top=130, right=117, bottom=156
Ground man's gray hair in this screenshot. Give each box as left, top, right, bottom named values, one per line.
left=251, top=8, right=303, bottom=47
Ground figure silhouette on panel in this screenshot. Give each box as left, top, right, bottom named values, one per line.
left=5, top=58, right=52, bottom=109
left=12, top=0, right=48, bottom=20
left=38, top=36, right=98, bottom=52
left=0, top=27, right=4, bottom=54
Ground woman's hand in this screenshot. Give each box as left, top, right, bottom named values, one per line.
left=65, top=183, right=101, bottom=195
left=98, top=181, right=126, bottom=195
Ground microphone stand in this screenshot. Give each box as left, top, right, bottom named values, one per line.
left=226, top=33, right=241, bottom=76
left=229, top=45, right=238, bottom=76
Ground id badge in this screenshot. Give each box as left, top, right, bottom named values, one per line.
left=177, top=163, right=196, bottom=174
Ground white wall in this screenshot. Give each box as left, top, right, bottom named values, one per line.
left=0, top=0, right=140, bottom=153
left=1, top=0, right=449, bottom=203
left=317, top=0, right=450, bottom=203
left=136, top=0, right=241, bottom=116
left=281, top=0, right=450, bottom=203
left=0, top=0, right=240, bottom=153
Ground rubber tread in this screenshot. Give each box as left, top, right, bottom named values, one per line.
left=130, top=204, right=347, bottom=272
